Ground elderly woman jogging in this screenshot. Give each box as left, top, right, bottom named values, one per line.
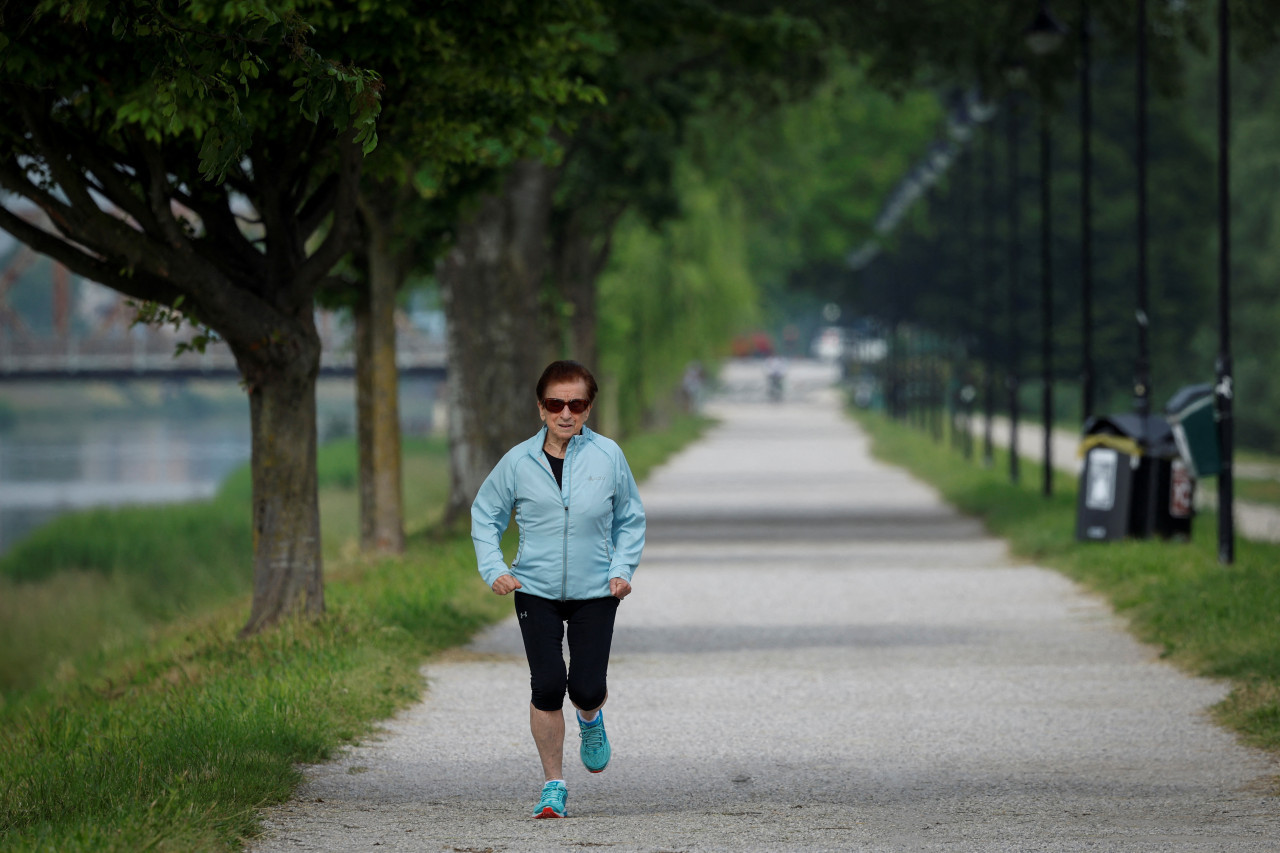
left=471, top=360, right=646, bottom=820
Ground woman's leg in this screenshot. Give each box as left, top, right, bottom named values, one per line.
left=565, top=596, right=620, bottom=714
left=514, top=592, right=570, bottom=781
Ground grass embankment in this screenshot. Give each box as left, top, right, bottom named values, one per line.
left=853, top=409, right=1280, bottom=758
left=0, top=416, right=712, bottom=852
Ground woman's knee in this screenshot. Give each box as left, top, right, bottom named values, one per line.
left=530, top=676, right=567, bottom=712
left=566, top=677, right=607, bottom=712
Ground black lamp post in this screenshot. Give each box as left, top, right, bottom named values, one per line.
left=1216, top=0, right=1235, bottom=564
left=1135, top=0, right=1152, bottom=424
left=1026, top=1, right=1067, bottom=498
left=1038, top=106, right=1055, bottom=497
left=1134, top=0, right=1156, bottom=538
left=982, top=118, right=997, bottom=468
left=1079, top=0, right=1095, bottom=422
left=1005, top=84, right=1023, bottom=486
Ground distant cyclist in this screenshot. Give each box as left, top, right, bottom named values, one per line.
left=471, top=360, right=646, bottom=819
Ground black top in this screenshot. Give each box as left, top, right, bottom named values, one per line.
left=543, top=450, right=564, bottom=489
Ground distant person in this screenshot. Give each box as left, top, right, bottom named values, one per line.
left=471, top=360, right=646, bottom=819
left=766, top=355, right=787, bottom=402
left=682, top=361, right=704, bottom=413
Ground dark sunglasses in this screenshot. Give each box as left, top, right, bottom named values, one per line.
left=543, top=397, right=590, bottom=414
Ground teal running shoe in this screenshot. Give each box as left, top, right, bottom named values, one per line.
left=532, top=781, right=567, bottom=819
left=578, top=711, right=611, bottom=773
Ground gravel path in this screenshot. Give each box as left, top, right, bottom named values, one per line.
left=250, top=361, right=1279, bottom=852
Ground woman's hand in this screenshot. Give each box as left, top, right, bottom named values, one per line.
left=491, top=574, right=523, bottom=595
left=610, top=577, right=632, bottom=601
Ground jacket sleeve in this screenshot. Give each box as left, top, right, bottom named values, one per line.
left=471, top=454, right=517, bottom=588
left=609, top=449, right=646, bottom=582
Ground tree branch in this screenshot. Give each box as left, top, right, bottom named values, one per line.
left=76, top=141, right=157, bottom=237
left=294, top=122, right=344, bottom=236
left=282, top=121, right=320, bottom=212
left=1, top=111, right=195, bottom=281
left=297, top=172, right=338, bottom=238
left=13, top=95, right=103, bottom=227
left=174, top=185, right=268, bottom=285
left=296, top=134, right=363, bottom=298
left=0, top=203, right=175, bottom=305
left=140, top=142, right=195, bottom=251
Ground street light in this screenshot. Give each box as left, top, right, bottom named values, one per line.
left=1037, top=105, right=1055, bottom=497
left=1002, top=60, right=1026, bottom=487
left=1026, top=3, right=1067, bottom=498
left=1216, top=0, right=1235, bottom=564
left=1134, top=0, right=1156, bottom=537
left=1134, top=0, right=1151, bottom=421
left=1025, top=0, right=1069, bottom=57
left=1080, top=0, right=1095, bottom=422
left=982, top=116, right=997, bottom=468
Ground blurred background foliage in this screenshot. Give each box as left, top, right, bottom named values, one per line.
left=591, top=8, right=1280, bottom=452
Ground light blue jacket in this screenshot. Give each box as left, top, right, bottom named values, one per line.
left=471, top=425, right=646, bottom=601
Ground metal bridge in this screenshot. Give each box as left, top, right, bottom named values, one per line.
left=0, top=215, right=446, bottom=382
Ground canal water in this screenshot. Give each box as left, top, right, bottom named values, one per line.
left=0, top=377, right=440, bottom=557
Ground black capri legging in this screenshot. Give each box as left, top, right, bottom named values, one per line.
left=514, top=591, right=620, bottom=713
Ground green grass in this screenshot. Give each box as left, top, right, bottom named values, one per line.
left=1237, top=476, right=1280, bottom=508
left=0, top=415, right=713, bottom=852
left=0, top=436, right=448, bottom=699
left=853, top=408, right=1280, bottom=757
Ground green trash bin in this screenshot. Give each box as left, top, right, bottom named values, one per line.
left=1165, top=384, right=1221, bottom=479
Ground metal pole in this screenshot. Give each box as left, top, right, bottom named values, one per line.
left=964, top=144, right=978, bottom=460
left=1135, top=0, right=1151, bottom=421
left=1040, top=105, right=1054, bottom=497
left=1008, top=96, right=1022, bottom=485
left=936, top=341, right=944, bottom=443
left=1080, top=0, right=1094, bottom=421
left=1217, top=0, right=1235, bottom=564
left=982, top=121, right=997, bottom=467
left=1133, top=0, right=1155, bottom=538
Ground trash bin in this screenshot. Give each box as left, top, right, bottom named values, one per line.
left=1075, top=413, right=1193, bottom=542
left=1076, top=418, right=1140, bottom=542
left=1166, top=383, right=1221, bottom=479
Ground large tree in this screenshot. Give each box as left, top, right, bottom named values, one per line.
left=343, top=1, right=606, bottom=553
left=0, top=2, right=380, bottom=634
left=0, top=0, right=603, bottom=631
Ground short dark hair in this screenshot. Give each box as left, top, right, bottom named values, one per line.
left=536, top=360, right=598, bottom=403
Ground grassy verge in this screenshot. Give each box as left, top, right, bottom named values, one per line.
left=1237, top=477, right=1280, bottom=508
left=852, top=409, right=1280, bottom=757
left=0, top=416, right=713, bottom=852
left=0, top=436, right=451, bottom=698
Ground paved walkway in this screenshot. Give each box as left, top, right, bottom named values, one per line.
left=251, top=362, right=1279, bottom=852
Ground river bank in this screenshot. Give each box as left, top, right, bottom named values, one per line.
left=0, top=376, right=441, bottom=554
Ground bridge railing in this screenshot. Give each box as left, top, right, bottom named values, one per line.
left=0, top=311, right=446, bottom=379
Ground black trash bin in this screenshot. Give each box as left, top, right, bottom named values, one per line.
left=1076, top=413, right=1193, bottom=542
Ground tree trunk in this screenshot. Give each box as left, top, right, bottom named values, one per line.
left=550, top=207, right=622, bottom=372
left=237, top=319, right=325, bottom=636
left=439, top=159, right=554, bottom=522
left=354, top=292, right=377, bottom=548
left=354, top=208, right=406, bottom=554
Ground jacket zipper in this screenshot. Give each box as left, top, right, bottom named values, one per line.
left=561, top=504, right=569, bottom=600
left=561, top=440, right=571, bottom=600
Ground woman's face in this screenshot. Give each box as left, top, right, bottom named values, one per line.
left=539, top=378, right=593, bottom=443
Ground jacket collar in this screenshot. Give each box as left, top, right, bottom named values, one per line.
left=524, top=424, right=596, bottom=460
